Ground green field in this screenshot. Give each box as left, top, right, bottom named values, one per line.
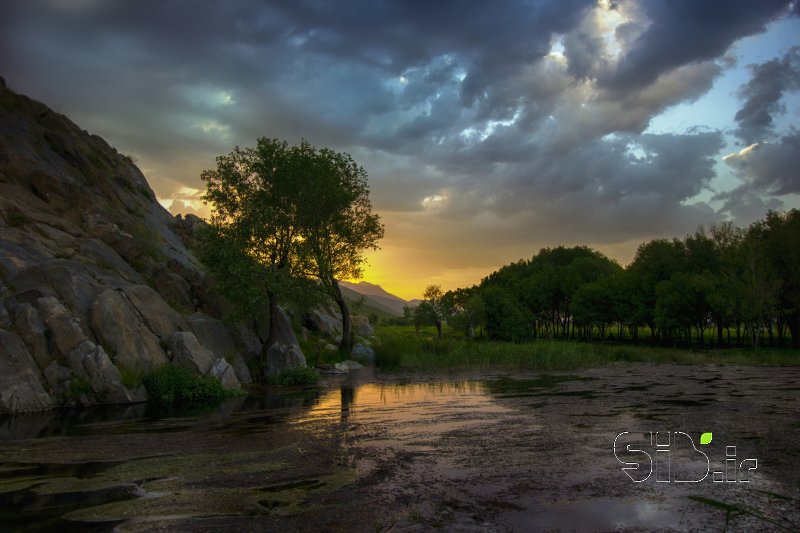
left=373, top=325, right=800, bottom=371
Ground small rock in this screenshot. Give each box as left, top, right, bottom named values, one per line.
left=209, top=358, right=240, bottom=390
left=351, top=343, right=375, bottom=364
left=337, top=360, right=364, bottom=371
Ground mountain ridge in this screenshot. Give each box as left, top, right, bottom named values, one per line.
left=340, top=281, right=420, bottom=316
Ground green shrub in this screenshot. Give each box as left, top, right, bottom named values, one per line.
left=268, top=366, right=319, bottom=386
left=143, top=364, right=231, bottom=405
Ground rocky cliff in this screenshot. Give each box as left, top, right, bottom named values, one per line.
left=0, top=79, right=287, bottom=414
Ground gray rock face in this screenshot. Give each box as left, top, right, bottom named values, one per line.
left=43, top=362, right=71, bottom=399
left=351, top=343, right=375, bottom=364
left=37, top=296, right=87, bottom=357
left=271, top=306, right=299, bottom=346
left=305, top=308, right=342, bottom=339
left=236, top=325, right=262, bottom=360
left=153, top=267, right=194, bottom=311
left=170, top=332, right=215, bottom=375
left=66, top=340, right=145, bottom=404
left=13, top=303, right=51, bottom=370
left=265, top=342, right=306, bottom=376
left=90, top=289, right=167, bottom=373
left=122, top=285, right=188, bottom=342
left=209, top=358, right=240, bottom=390
left=0, top=83, right=265, bottom=414
left=187, top=314, right=238, bottom=360
left=0, top=330, right=55, bottom=414
left=12, top=263, right=104, bottom=325
left=230, top=353, right=253, bottom=384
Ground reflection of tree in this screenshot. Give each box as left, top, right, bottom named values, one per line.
left=340, top=386, right=355, bottom=423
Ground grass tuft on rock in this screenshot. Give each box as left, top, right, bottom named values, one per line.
left=143, top=364, right=233, bottom=405
left=268, top=366, right=319, bottom=386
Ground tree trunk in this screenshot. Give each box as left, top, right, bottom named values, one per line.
left=332, top=280, right=351, bottom=353
left=266, top=294, right=280, bottom=348
left=435, top=319, right=442, bottom=339
left=788, top=316, right=800, bottom=349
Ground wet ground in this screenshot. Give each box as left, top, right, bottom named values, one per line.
left=1, top=363, right=799, bottom=532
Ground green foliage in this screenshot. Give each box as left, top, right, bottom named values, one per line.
left=143, top=364, right=233, bottom=405
left=434, top=210, right=800, bottom=349
left=374, top=325, right=800, bottom=371
left=200, top=138, right=383, bottom=347
left=268, top=366, right=319, bottom=386
left=482, top=286, right=530, bottom=342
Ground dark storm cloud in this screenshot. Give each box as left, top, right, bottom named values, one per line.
left=734, top=46, right=800, bottom=143
left=0, top=0, right=796, bottom=274
left=602, top=0, right=792, bottom=93
left=723, top=130, right=800, bottom=196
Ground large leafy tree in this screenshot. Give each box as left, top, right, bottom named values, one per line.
left=201, top=139, right=303, bottom=348
left=201, top=138, right=383, bottom=353
left=293, top=141, right=384, bottom=351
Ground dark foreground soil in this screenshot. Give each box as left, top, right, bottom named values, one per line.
left=1, top=363, right=799, bottom=532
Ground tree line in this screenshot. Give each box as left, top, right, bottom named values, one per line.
left=407, top=210, right=800, bottom=349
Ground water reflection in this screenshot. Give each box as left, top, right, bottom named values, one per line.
left=289, top=380, right=510, bottom=441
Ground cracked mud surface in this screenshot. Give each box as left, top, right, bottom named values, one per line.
left=1, top=363, right=799, bottom=532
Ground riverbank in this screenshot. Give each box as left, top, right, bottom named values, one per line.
left=373, top=325, right=800, bottom=371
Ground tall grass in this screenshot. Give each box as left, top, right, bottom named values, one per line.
left=374, top=326, right=799, bottom=371
left=143, top=364, right=238, bottom=405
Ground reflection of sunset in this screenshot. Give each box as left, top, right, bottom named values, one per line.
left=290, top=381, right=510, bottom=433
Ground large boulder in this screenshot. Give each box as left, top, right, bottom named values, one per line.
left=271, top=306, right=299, bottom=346
left=43, top=362, right=71, bottom=399
left=230, top=352, right=253, bottom=384
left=351, top=316, right=376, bottom=338
left=265, top=342, right=306, bottom=376
left=235, top=324, right=262, bottom=360
left=36, top=296, right=87, bottom=357
left=208, top=358, right=240, bottom=390
left=170, top=331, right=215, bottom=375
left=304, top=308, right=342, bottom=339
left=90, top=289, right=167, bottom=373
left=122, top=284, right=188, bottom=341
left=187, top=313, right=238, bottom=360
left=66, top=340, right=145, bottom=404
left=13, top=303, right=51, bottom=370
left=0, top=330, right=55, bottom=414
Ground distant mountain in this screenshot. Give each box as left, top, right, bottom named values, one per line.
left=340, top=281, right=404, bottom=302
left=340, top=281, right=418, bottom=316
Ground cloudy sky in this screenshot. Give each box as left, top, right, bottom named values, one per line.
left=2, top=1, right=799, bottom=299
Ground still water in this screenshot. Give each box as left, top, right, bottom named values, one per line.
left=1, top=365, right=798, bottom=531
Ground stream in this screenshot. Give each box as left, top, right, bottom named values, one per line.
left=1, top=364, right=799, bottom=532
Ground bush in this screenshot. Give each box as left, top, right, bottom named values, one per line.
left=268, top=366, right=319, bottom=386
left=143, top=364, right=231, bottom=405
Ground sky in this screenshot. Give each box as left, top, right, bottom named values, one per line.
left=2, top=0, right=799, bottom=300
